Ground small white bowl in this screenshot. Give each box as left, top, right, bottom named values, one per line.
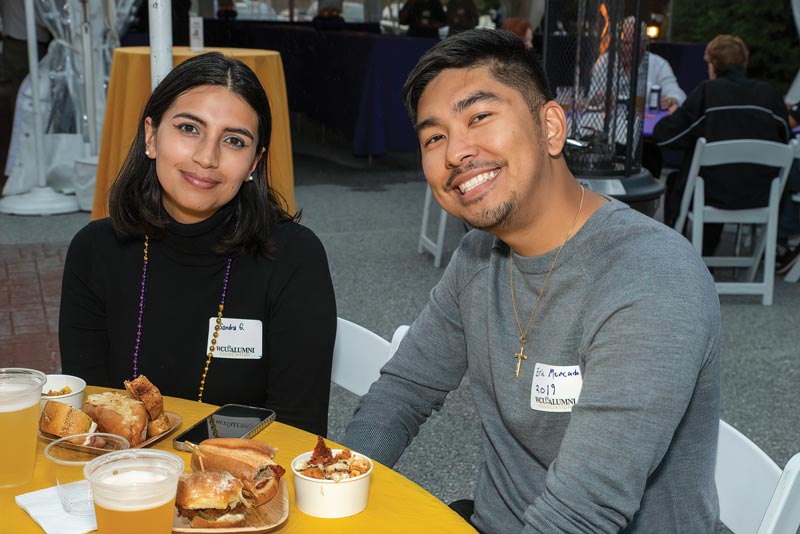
left=40, top=374, right=87, bottom=411
left=291, top=449, right=373, bottom=518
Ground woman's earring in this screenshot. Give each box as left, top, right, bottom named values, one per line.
left=145, top=149, right=150, bottom=156
left=247, top=175, right=254, bottom=182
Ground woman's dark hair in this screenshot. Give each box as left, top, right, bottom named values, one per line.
left=402, top=28, right=553, bottom=126
left=109, top=52, right=297, bottom=257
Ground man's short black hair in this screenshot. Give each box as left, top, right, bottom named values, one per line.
left=402, top=28, right=554, bottom=125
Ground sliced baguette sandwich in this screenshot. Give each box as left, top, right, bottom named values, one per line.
left=190, top=438, right=285, bottom=506
left=39, top=400, right=96, bottom=438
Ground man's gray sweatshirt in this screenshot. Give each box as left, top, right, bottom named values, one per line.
left=344, top=198, right=721, bottom=533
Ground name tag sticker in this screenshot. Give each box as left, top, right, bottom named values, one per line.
left=530, top=363, right=583, bottom=412
left=207, top=318, right=263, bottom=359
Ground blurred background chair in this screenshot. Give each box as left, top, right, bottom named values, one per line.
left=674, top=138, right=798, bottom=305
left=331, top=318, right=407, bottom=396
left=419, top=186, right=451, bottom=268
left=716, top=419, right=800, bottom=533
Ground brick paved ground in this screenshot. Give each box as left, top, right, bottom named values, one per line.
left=0, top=243, right=68, bottom=374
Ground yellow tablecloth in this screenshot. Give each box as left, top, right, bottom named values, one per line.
left=91, top=46, right=295, bottom=220
left=2, top=386, right=476, bottom=533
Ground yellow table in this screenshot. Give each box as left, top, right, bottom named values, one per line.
left=91, top=46, right=296, bottom=220
left=2, top=387, right=476, bottom=533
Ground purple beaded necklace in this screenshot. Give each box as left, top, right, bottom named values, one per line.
left=132, top=234, right=232, bottom=402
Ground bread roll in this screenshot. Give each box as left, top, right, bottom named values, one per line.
left=39, top=400, right=96, bottom=437
left=176, top=470, right=247, bottom=528
left=147, top=412, right=172, bottom=439
left=83, top=392, right=148, bottom=446
left=124, top=374, right=164, bottom=420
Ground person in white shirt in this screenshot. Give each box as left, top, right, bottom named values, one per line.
left=589, top=17, right=686, bottom=111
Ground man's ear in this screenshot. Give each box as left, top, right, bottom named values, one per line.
left=541, top=101, right=567, bottom=156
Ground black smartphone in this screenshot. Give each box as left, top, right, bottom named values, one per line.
left=172, top=404, right=276, bottom=452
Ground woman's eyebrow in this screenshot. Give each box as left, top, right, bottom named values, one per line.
left=172, top=112, right=255, bottom=140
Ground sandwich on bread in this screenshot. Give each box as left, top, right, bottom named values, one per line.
left=40, top=400, right=96, bottom=438
left=176, top=470, right=248, bottom=528
left=83, top=392, right=148, bottom=446
left=190, top=438, right=285, bottom=506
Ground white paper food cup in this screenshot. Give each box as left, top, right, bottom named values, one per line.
left=40, top=375, right=86, bottom=411
left=291, top=449, right=373, bottom=518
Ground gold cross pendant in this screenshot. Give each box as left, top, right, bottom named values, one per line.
left=514, top=345, right=528, bottom=378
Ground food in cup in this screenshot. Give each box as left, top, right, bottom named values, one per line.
left=291, top=438, right=374, bottom=518
left=84, top=449, right=184, bottom=534
left=189, top=438, right=285, bottom=506
left=175, top=470, right=249, bottom=528
left=45, top=385, right=73, bottom=396
left=82, top=391, right=148, bottom=446
left=0, top=368, right=47, bottom=488
left=295, top=435, right=371, bottom=481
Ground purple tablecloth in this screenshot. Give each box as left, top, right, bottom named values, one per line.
left=644, top=110, right=670, bottom=138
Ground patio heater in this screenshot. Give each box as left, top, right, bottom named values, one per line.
left=542, top=0, right=664, bottom=215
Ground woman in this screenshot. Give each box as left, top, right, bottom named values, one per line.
left=59, top=52, right=337, bottom=436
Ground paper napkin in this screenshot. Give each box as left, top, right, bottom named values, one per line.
left=15, top=482, right=96, bottom=534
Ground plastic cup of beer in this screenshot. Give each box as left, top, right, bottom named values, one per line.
left=0, top=368, right=47, bottom=488
left=83, top=449, right=185, bottom=534
left=44, top=433, right=130, bottom=515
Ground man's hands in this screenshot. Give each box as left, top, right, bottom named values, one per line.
left=662, top=95, right=679, bottom=114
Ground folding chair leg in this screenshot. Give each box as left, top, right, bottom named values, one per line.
left=785, top=259, right=800, bottom=283
left=418, top=186, right=449, bottom=268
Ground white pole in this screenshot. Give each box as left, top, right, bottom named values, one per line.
left=81, top=0, right=98, bottom=154
left=149, top=0, right=173, bottom=90
left=24, top=0, right=46, bottom=188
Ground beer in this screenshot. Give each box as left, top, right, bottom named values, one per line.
left=85, top=450, right=184, bottom=534
left=94, top=492, right=176, bottom=534
left=0, top=369, right=46, bottom=488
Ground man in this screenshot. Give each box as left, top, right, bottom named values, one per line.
left=399, top=0, right=447, bottom=38
left=343, top=29, right=720, bottom=533
left=653, top=34, right=789, bottom=254
left=446, top=0, right=479, bottom=36
left=590, top=17, right=686, bottom=112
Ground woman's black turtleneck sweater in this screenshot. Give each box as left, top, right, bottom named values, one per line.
left=59, top=207, right=337, bottom=436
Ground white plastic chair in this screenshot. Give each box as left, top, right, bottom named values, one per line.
left=330, top=318, right=406, bottom=396
left=716, top=419, right=800, bottom=533
left=419, top=186, right=451, bottom=268
left=783, top=143, right=800, bottom=283
left=674, top=138, right=798, bottom=305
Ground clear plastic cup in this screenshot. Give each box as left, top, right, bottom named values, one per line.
left=0, top=368, right=47, bottom=487
left=84, top=449, right=184, bottom=534
left=44, top=433, right=130, bottom=515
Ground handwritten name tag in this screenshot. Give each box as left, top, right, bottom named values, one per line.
left=206, top=318, right=263, bottom=360
left=530, top=363, right=583, bottom=412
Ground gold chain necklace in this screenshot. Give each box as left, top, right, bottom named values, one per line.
left=510, top=185, right=585, bottom=378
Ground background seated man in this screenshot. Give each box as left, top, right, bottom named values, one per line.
left=589, top=16, right=686, bottom=179
left=653, top=34, right=790, bottom=255
left=399, top=0, right=447, bottom=38
left=344, top=29, right=720, bottom=534
left=589, top=16, right=687, bottom=112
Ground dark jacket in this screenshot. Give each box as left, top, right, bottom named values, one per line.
left=653, top=66, right=790, bottom=210
left=399, top=0, right=446, bottom=38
